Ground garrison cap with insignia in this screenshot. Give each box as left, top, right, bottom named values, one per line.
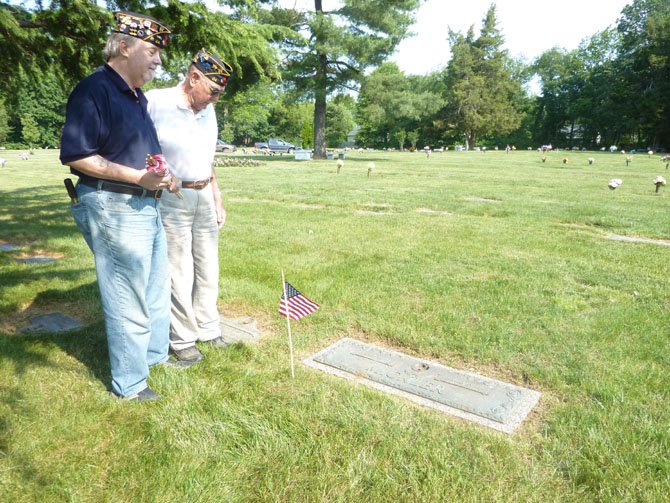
left=192, top=48, right=233, bottom=86
left=114, top=11, right=172, bottom=49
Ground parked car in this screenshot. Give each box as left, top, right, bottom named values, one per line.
left=216, top=140, right=236, bottom=152
left=253, top=138, right=296, bottom=154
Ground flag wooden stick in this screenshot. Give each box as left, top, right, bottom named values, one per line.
left=281, top=269, right=295, bottom=379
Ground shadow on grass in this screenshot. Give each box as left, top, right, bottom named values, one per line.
left=1, top=185, right=109, bottom=382
left=0, top=267, right=96, bottom=304
left=0, top=184, right=80, bottom=244
left=0, top=321, right=108, bottom=492
left=28, top=283, right=109, bottom=383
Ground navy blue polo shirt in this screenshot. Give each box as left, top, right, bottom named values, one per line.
left=60, top=63, right=161, bottom=182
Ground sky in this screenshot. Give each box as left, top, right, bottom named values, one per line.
left=390, top=0, right=631, bottom=75
left=279, top=0, right=632, bottom=75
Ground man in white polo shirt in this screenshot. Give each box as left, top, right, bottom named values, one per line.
left=147, top=49, right=233, bottom=366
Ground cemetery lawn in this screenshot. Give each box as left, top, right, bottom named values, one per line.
left=1, top=148, right=669, bottom=501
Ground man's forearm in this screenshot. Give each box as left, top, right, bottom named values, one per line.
left=67, top=155, right=145, bottom=185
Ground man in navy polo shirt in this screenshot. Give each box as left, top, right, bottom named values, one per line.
left=60, top=11, right=182, bottom=401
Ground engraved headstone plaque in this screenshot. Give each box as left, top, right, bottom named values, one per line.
left=22, top=312, right=83, bottom=333
left=304, top=338, right=541, bottom=433
left=607, top=234, right=670, bottom=246
left=219, top=317, right=261, bottom=344
left=18, top=255, right=57, bottom=264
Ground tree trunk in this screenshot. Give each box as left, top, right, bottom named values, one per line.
left=312, top=0, right=327, bottom=159
left=313, top=57, right=327, bottom=159
left=466, top=132, right=476, bottom=150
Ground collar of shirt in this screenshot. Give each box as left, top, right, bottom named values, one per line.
left=103, top=63, right=142, bottom=98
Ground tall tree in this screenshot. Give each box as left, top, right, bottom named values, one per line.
left=20, top=113, right=40, bottom=149
left=223, top=78, right=277, bottom=146
left=616, top=0, right=670, bottom=147
left=326, top=94, right=356, bottom=148
left=1, top=1, right=289, bottom=148
left=265, top=0, right=421, bottom=158
left=531, top=48, right=585, bottom=146
left=0, top=98, right=11, bottom=145
left=356, top=62, right=440, bottom=148
left=572, top=29, right=629, bottom=149
left=440, top=6, right=524, bottom=149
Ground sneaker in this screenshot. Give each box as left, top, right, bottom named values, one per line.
left=201, top=336, right=229, bottom=349
left=170, top=345, right=204, bottom=363
left=112, top=386, right=160, bottom=402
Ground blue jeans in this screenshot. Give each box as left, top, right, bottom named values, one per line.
left=71, top=182, right=170, bottom=397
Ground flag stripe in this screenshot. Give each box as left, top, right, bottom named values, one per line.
left=279, top=281, right=319, bottom=320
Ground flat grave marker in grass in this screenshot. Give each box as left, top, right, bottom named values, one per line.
left=464, top=197, right=500, bottom=204
left=607, top=234, right=670, bottom=246
left=17, top=255, right=58, bottom=264
left=0, top=243, right=21, bottom=252
left=416, top=208, right=451, bottom=215
left=22, top=312, right=83, bottom=333
left=219, top=316, right=261, bottom=344
left=304, top=338, right=541, bottom=433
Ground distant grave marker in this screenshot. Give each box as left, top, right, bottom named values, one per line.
left=607, top=234, right=670, bottom=247
left=355, top=210, right=396, bottom=216
left=22, top=312, right=83, bottom=333
left=304, top=338, right=541, bottom=433
left=464, top=197, right=500, bottom=204
left=18, top=255, right=58, bottom=264
left=416, top=208, right=451, bottom=215
left=0, top=243, right=21, bottom=252
left=219, top=316, right=261, bottom=344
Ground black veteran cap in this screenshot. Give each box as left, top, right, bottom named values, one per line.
left=192, top=49, right=233, bottom=86
left=114, top=11, right=172, bottom=49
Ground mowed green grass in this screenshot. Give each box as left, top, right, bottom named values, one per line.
left=1, top=148, right=669, bottom=501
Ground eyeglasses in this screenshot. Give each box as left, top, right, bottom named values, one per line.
left=202, top=78, right=224, bottom=97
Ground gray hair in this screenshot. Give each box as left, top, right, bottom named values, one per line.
left=103, top=33, right=139, bottom=61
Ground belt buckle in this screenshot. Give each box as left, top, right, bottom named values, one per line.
left=193, top=179, right=207, bottom=190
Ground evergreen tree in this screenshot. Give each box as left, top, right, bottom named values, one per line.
left=266, top=0, right=421, bottom=158
left=440, top=6, right=524, bottom=149
left=0, top=98, right=12, bottom=145
left=20, top=113, right=40, bottom=149
left=1, top=1, right=288, bottom=149
left=326, top=94, right=356, bottom=148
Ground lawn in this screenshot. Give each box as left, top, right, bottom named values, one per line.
left=1, top=148, right=669, bottom=501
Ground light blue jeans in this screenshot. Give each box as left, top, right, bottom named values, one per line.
left=71, top=182, right=170, bottom=397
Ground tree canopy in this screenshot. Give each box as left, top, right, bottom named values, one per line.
left=0, top=0, right=668, bottom=151
left=439, top=5, right=524, bottom=149
left=260, top=0, right=421, bottom=158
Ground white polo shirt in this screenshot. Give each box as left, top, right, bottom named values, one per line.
left=146, top=84, right=218, bottom=181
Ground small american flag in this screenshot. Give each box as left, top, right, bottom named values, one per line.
left=279, top=282, right=320, bottom=320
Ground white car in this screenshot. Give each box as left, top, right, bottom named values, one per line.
left=216, top=140, right=236, bottom=153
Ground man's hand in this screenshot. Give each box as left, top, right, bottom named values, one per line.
left=168, top=176, right=182, bottom=195
left=214, top=191, right=225, bottom=229
left=138, top=169, right=172, bottom=191
left=146, top=154, right=183, bottom=198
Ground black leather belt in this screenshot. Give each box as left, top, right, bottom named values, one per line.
left=181, top=177, right=212, bottom=190
left=79, top=178, right=162, bottom=199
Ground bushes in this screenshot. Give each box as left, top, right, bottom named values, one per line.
left=213, top=157, right=264, bottom=167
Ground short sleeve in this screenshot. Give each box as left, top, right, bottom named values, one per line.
left=59, top=82, right=106, bottom=164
